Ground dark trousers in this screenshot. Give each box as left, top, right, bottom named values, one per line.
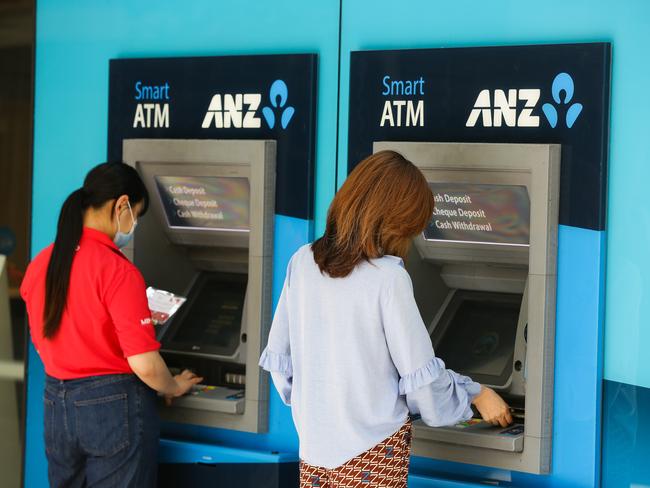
left=44, top=374, right=160, bottom=488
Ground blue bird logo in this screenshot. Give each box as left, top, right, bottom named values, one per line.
left=542, top=73, right=583, bottom=128
left=262, top=80, right=295, bottom=129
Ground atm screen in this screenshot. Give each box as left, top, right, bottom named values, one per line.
left=163, top=273, right=247, bottom=358
left=154, top=175, right=250, bottom=231
left=424, top=183, right=530, bottom=246
left=433, top=291, right=521, bottom=387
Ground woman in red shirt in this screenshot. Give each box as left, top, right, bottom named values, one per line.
left=21, top=162, right=202, bottom=487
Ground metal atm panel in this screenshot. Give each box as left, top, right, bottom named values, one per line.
left=123, top=139, right=276, bottom=434
left=374, top=142, right=560, bottom=474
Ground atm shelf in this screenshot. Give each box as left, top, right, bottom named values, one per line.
left=164, top=385, right=245, bottom=414
left=414, top=419, right=524, bottom=452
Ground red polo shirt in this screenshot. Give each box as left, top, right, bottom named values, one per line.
left=21, top=227, right=160, bottom=379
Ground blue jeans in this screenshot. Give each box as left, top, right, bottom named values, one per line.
left=44, top=374, right=160, bottom=488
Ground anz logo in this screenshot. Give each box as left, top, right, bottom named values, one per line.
left=202, top=79, right=295, bottom=130
left=465, top=72, right=583, bottom=129
left=466, top=89, right=540, bottom=128
left=201, top=93, right=261, bottom=128
left=542, top=73, right=583, bottom=128
left=262, top=80, right=295, bottom=129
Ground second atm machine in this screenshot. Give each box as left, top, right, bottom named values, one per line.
left=123, top=139, right=275, bottom=434
left=374, top=142, right=560, bottom=474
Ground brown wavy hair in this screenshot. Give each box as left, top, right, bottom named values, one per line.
left=312, top=150, right=434, bottom=278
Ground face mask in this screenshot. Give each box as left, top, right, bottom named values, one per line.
left=113, top=201, right=137, bottom=248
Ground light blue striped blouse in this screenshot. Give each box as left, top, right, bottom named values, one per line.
left=259, top=244, right=481, bottom=469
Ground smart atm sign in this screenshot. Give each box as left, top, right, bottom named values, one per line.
left=348, top=43, right=611, bottom=232
left=108, top=54, right=318, bottom=221
left=132, top=81, right=170, bottom=128
left=380, top=75, right=425, bottom=127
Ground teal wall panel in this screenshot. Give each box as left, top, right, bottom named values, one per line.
left=27, top=1, right=341, bottom=486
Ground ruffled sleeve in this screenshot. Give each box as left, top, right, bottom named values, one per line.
left=449, top=370, right=482, bottom=398
left=259, top=254, right=294, bottom=406
left=259, top=347, right=293, bottom=376
left=398, top=356, right=445, bottom=395
left=402, top=357, right=482, bottom=427
left=381, top=266, right=481, bottom=427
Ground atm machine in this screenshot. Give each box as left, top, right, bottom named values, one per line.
left=123, top=139, right=275, bottom=433
left=373, top=142, right=560, bottom=474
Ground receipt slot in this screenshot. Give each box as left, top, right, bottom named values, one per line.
left=373, top=142, right=560, bottom=474
left=123, top=139, right=275, bottom=433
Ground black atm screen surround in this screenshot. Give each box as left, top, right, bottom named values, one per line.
left=432, top=290, right=522, bottom=388
left=162, top=272, right=247, bottom=358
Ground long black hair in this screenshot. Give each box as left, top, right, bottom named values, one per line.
left=43, top=162, right=149, bottom=339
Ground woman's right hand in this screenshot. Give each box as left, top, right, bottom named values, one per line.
left=165, top=369, right=203, bottom=406
left=471, top=386, right=513, bottom=428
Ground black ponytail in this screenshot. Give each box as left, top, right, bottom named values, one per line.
left=43, top=162, right=149, bottom=339
left=43, top=189, right=85, bottom=338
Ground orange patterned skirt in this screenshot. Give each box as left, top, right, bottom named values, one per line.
left=299, top=419, right=412, bottom=488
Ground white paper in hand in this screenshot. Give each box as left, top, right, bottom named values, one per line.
left=146, top=287, right=186, bottom=325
